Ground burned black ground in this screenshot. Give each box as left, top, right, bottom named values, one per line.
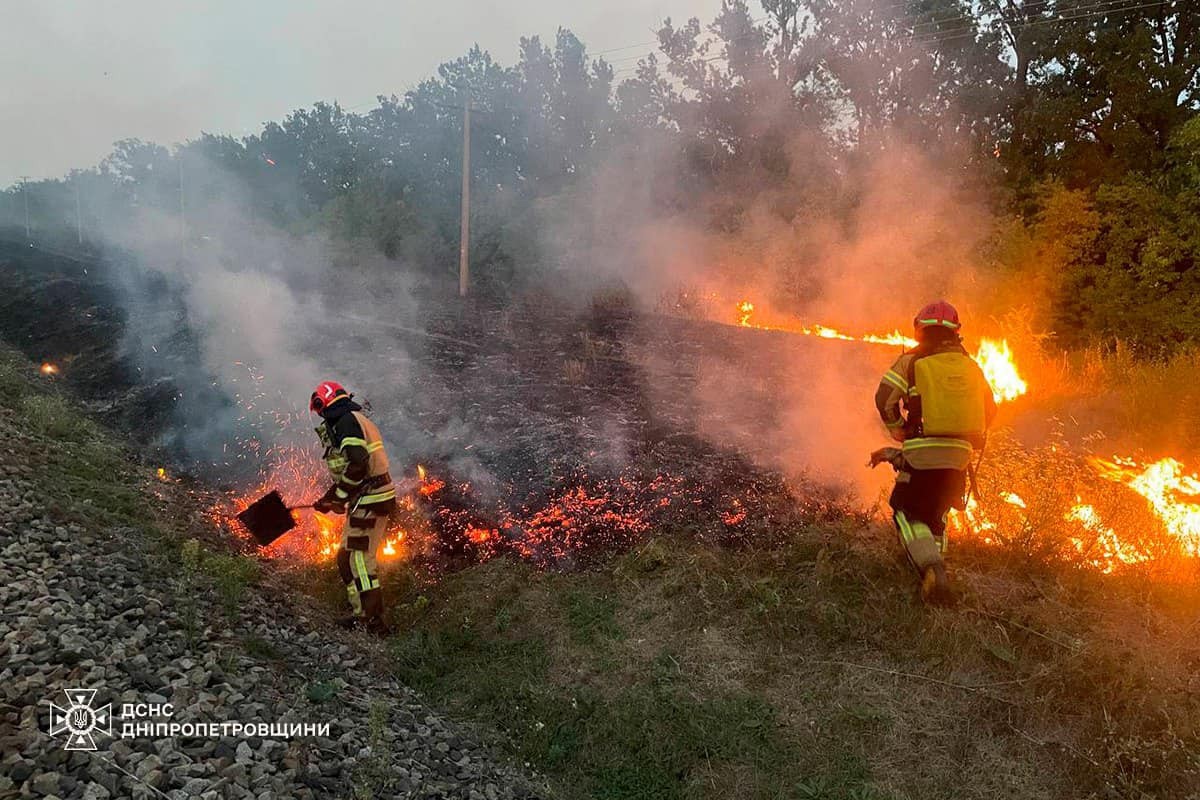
left=0, top=242, right=849, bottom=569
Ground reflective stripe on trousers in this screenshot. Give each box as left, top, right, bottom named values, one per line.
left=338, top=510, right=387, bottom=616
left=895, top=510, right=942, bottom=571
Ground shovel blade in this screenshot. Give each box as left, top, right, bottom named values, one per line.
left=235, top=490, right=298, bottom=546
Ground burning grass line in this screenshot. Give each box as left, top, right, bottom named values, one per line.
left=728, top=298, right=1030, bottom=403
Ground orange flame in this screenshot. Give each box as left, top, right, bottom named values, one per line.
left=1063, top=500, right=1151, bottom=573
left=737, top=301, right=755, bottom=326
left=1090, top=457, right=1200, bottom=558
left=465, top=525, right=494, bottom=544
left=951, top=455, right=1200, bottom=572
left=39, top=362, right=59, bottom=376
left=312, top=509, right=342, bottom=559
left=733, top=300, right=1028, bottom=403
left=735, top=300, right=918, bottom=348
left=975, top=338, right=1028, bottom=402
left=380, top=528, right=406, bottom=558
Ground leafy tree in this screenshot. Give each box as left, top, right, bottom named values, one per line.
left=996, top=2, right=1200, bottom=189
left=5, top=3, right=1198, bottom=351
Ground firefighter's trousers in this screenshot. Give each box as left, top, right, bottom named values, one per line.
left=336, top=505, right=388, bottom=620
left=889, top=467, right=966, bottom=573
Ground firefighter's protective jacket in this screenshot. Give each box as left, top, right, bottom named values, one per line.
left=875, top=339, right=997, bottom=470
left=317, top=400, right=395, bottom=509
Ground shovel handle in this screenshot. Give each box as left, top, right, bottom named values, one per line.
left=288, top=476, right=421, bottom=514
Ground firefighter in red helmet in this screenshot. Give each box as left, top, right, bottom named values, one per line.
left=871, top=301, right=996, bottom=605
left=310, top=380, right=396, bottom=633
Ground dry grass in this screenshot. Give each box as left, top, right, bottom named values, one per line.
left=375, top=517, right=1200, bottom=799
left=562, top=358, right=587, bottom=386
left=959, top=433, right=1184, bottom=570
left=1014, top=339, right=1200, bottom=456
left=314, top=336, right=1200, bottom=797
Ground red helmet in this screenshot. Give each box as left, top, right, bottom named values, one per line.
left=309, top=380, right=349, bottom=414
left=913, top=300, right=961, bottom=335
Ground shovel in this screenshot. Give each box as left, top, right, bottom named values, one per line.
left=235, top=490, right=315, bottom=546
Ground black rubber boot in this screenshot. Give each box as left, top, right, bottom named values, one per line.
left=359, top=589, right=390, bottom=636
left=920, top=563, right=955, bottom=606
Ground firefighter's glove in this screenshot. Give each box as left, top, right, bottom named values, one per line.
left=868, top=447, right=903, bottom=470
left=313, top=487, right=346, bottom=515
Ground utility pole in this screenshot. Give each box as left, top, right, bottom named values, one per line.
left=178, top=157, right=186, bottom=258
left=20, top=177, right=30, bottom=240
left=458, top=94, right=471, bottom=297
left=73, top=178, right=83, bottom=245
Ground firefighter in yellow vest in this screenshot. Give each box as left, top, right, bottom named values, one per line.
left=309, top=380, right=396, bottom=633
left=872, top=301, right=996, bottom=604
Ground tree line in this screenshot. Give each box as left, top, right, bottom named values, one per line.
left=4, top=0, right=1198, bottom=349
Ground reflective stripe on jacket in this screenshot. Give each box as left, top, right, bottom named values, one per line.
left=874, top=343, right=995, bottom=471
left=322, top=409, right=395, bottom=506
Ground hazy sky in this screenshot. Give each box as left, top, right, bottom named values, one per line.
left=1, top=1, right=721, bottom=186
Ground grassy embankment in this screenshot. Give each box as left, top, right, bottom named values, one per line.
left=6, top=340, right=1199, bottom=800
left=358, top=341, right=1200, bottom=800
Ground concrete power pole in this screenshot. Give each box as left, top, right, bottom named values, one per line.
left=178, top=158, right=186, bottom=258
left=20, top=177, right=30, bottom=240
left=74, top=178, right=83, bottom=245
left=458, top=95, right=471, bottom=298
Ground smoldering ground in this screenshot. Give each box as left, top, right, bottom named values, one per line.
left=536, top=130, right=1008, bottom=504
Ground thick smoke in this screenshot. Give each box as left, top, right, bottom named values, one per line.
left=535, top=77, right=1001, bottom=504
left=90, top=156, right=424, bottom=478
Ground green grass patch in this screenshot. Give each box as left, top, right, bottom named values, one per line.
left=351, top=702, right=394, bottom=799
left=0, top=346, right=158, bottom=532
left=381, top=550, right=905, bottom=800
left=19, top=393, right=151, bottom=530
left=390, top=613, right=806, bottom=800
left=242, top=635, right=283, bottom=661
left=22, top=393, right=97, bottom=442
left=565, top=590, right=623, bottom=644
left=201, top=551, right=260, bottom=617
left=0, top=357, right=30, bottom=403
left=369, top=529, right=1200, bottom=800
left=794, top=752, right=891, bottom=800
left=305, top=680, right=341, bottom=704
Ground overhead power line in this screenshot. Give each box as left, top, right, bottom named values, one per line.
left=907, top=0, right=1152, bottom=41
left=212, top=0, right=1181, bottom=124
left=609, top=0, right=1174, bottom=77
left=908, top=0, right=1172, bottom=45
